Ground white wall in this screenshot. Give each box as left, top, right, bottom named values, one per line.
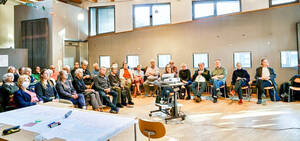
left=0, top=1, right=16, bottom=48
left=82, top=0, right=283, bottom=33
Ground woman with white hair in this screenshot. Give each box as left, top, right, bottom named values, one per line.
left=8, top=66, right=19, bottom=82
left=2, top=73, right=19, bottom=109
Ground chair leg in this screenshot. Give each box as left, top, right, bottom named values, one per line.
left=288, top=88, right=291, bottom=103
left=273, top=88, right=276, bottom=102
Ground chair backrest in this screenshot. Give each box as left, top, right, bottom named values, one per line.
left=138, top=119, right=166, bottom=139
left=294, top=78, right=300, bottom=83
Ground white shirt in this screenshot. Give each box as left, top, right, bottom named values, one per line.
left=262, top=67, right=270, bottom=78
left=195, top=70, right=206, bottom=82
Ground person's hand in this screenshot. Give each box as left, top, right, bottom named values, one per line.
left=198, top=71, right=202, bottom=75
left=53, top=99, right=59, bottom=102
left=121, top=85, right=124, bottom=88
left=72, top=94, right=78, bottom=99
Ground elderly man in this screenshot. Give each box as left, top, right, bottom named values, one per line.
left=169, top=60, right=178, bottom=74
left=92, top=63, right=100, bottom=77
left=191, top=62, right=211, bottom=102
left=255, top=58, right=280, bottom=104
left=81, top=60, right=93, bottom=85
left=94, top=67, right=119, bottom=113
left=179, top=64, right=192, bottom=100
left=231, top=62, right=250, bottom=104
left=143, top=59, right=160, bottom=97
left=211, top=59, right=227, bottom=103
left=71, top=61, right=80, bottom=79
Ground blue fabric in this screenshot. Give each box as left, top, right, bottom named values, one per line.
left=211, top=79, right=225, bottom=96
left=14, top=89, right=36, bottom=108
left=64, top=93, right=86, bottom=108
left=98, top=90, right=117, bottom=109
left=162, top=87, right=174, bottom=100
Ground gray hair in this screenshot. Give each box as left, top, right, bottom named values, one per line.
left=24, top=67, right=32, bottom=73
left=81, top=60, right=88, bottom=65
left=8, top=66, right=15, bottom=72
left=75, top=68, right=83, bottom=75
left=3, top=73, right=14, bottom=82
left=198, top=62, right=205, bottom=66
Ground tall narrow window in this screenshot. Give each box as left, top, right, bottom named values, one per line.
left=127, top=55, right=139, bottom=69
left=133, top=3, right=171, bottom=28
left=158, top=54, right=171, bottom=68
left=99, top=56, right=111, bottom=68
left=233, top=52, right=252, bottom=68
left=89, top=8, right=96, bottom=36
left=98, top=6, right=115, bottom=34
left=193, top=53, right=209, bottom=68
left=281, top=51, right=298, bottom=68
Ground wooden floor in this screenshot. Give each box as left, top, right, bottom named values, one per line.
left=111, top=94, right=300, bottom=141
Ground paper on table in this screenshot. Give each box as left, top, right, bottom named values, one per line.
left=0, top=105, right=136, bottom=141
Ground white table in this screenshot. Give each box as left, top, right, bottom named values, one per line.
left=0, top=105, right=137, bottom=141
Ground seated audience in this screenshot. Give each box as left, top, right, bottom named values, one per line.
left=255, top=58, right=280, bottom=104
left=24, top=67, right=35, bottom=83
left=92, top=63, right=100, bottom=77
left=35, top=69, right=59, bottom=102
left=133, top=64, right=144, bottom=97
left=94, top=67, right=119, bottom=113
left=18, top=67, right=25, bottom=75
left=14, top=75, right=40, bottom=108
left=231, top=62, right=250, bottom=104
left=211, top=59, right=227, bottom=103
left=161, top=64, right=177, bottom=103
left=47, top=69, right=57, bottom=85
left=2, top=73, right=19, bottom=109
left=119, top=62, right=134, bottom=98
left=191, top=63, right=211, bottom=102
left=289, top=74, right=300, bottom=100
left=179, top=64, right=192, bottom=100
left=58, top=65, right=73, bottom=81
left=71, top=61, right=80, bottom=79
left=81, top=60, right=93, bottom=85
left=50, top=65, right=59, bottom=81
left=57, top=70, right=87, bottom=110
left=143, top=60, right=160, bottom=97
left=32, top=66, right=41, bottom=82
left=8, top=66, right=19, bottom=83
left=169, top=60, right=178, bottom=74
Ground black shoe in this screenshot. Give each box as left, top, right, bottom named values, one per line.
left=186, top=96, right=191, bottom=100
left=257, top=99, right=262, bottom=104
left=128, top=101, right=134, bottom=105
left=116, top=103, right=123, bottom=108
left=109, top=107, right=119, bottom=114
left=213, top=98, right=218, bottom=103
left=122, top=103, right=127, bottom=106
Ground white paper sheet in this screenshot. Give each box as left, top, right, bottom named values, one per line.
left=0, top=105, right=136, bottom=141
left=0, top=55, right=9, bottom=67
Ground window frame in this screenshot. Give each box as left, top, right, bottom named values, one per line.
left=193, top=53, right=210, bottom=68
left=157, top=54, right=172, bottom=68
left=99, top=56, right=111, bottom=68
left=233, top=51, right=252, bottom=68
left=126, top=55, right=139, bottom=69
left=133, top=3, right=171, bottom=29
left=269, top=0, right=299, bottom=7
left=280, top=50, right=299, bottom=68
left=89, top=5, right=116, bottom=36
left=192, top=0, right=242, bottom=20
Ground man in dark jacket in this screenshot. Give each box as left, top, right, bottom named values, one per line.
left=179, top=64, right=192, bottom=100
left=191, top=63, right=211, bottom=102
left=231, top=62, right=250, bottom=104
left=94, top=67, right=119, bottom=113
left=255, top=58, right=280, bottom=104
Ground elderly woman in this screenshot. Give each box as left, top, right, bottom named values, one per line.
left=2, top=73, right=19, bottom=109
left=35, top=69, right=59, bottom=102
left=119, top=62, right=134, bottom=96
left=133, top=64, right=144, bottom=97
left=8, top=66, right=19, bottom=83
left=32, top=66, right=41, bottom=82
left=14, top=75, right=40, bottom=108
left=57, top=65, right=73, bottom=82
left=56, top=70, right=88, bottom=110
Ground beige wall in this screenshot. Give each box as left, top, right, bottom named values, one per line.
left=88, top=5, right=300, bottom=85
left=0, top=1, right=16, bottom=48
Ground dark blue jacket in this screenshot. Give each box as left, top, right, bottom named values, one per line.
left=14, top=89, right=36, bottom=108
left=231, top=68, right=250, bottom=85
left=35, top=81, right=59, bottom=102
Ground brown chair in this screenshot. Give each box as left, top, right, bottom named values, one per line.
left=138, top=119, right=166, bottom=141
left=288, top=78, right=300, bottom=102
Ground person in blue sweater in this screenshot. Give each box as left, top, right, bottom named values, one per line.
left=14, top=75, right=40, bottom=108
left=231, top=62, right=250, bottom=104
left=35, top=69, right=59, bottom=102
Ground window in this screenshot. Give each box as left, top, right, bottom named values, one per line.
left=127, top=55, right=139, bottom=69
left=89, top=6, right=115, bottom=36
left=133, top=3, right=170, bottom=28
left=270, top=0, right=298, bottom=6
left=216, top=0, right=241, bottom=15
left=233, top=52, right=252, bottom=68
left=158, top=54, right=171, bottom=68
left=193, top=53, right=209, bottom=68
left=99, top=56, right=110, bottom=68
left=281, top=51, right=298, bottom=68
left=193, top=0, right=241, bottom=19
